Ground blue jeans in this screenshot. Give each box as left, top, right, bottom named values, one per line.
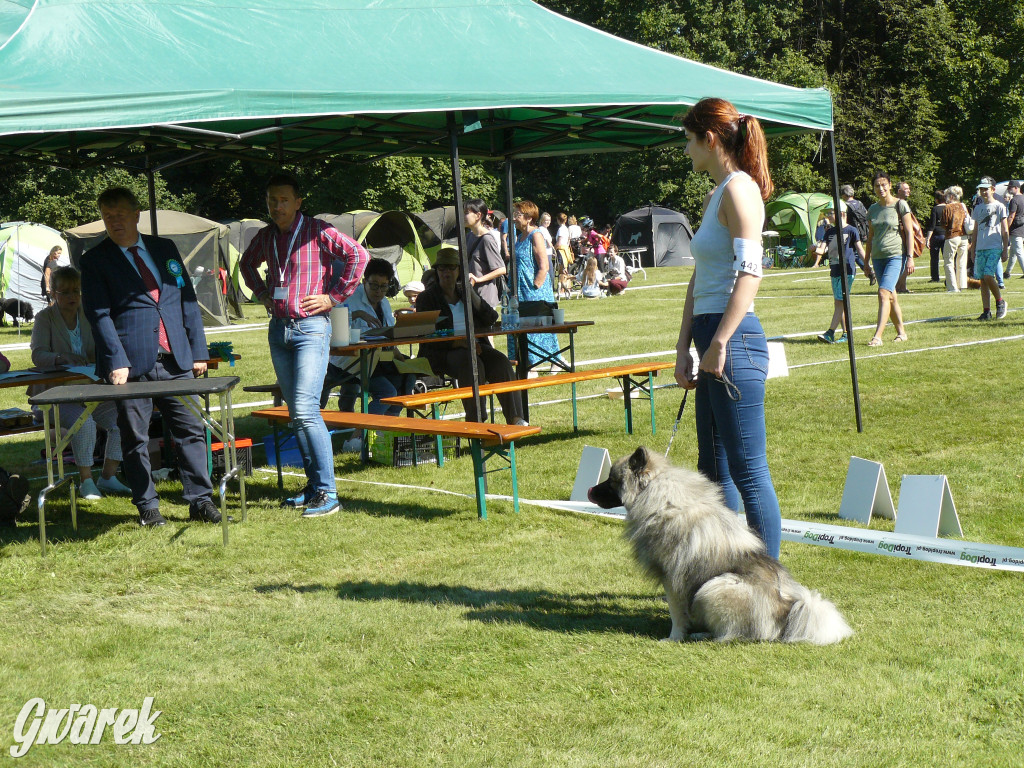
left=269, top=316, right=335, bottom=495
left=692, top=313, right=782, bottom=558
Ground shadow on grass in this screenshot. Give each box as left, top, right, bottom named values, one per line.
left=0, top=504, right=138, bottom=549
left=256, top=579, right=665, bottom=637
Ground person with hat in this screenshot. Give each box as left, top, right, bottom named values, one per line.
left=401, top=280, right=425, bottom=310
left=413, top=245, right=527, bottom=425
left=968, top=179, right=1009, bottom=320
left=812, top=201, right=866, bottom=343
left=1003, top=180, right=1024, bottom=279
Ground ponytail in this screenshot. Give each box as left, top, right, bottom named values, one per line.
left=736, top=114, right=773, bottom=201
left=682, top=97, right=774, bottom=201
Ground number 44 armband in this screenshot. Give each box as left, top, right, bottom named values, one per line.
left=732, top=238, right=763, bottom=278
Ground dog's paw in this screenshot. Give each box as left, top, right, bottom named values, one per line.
left=659, top=636, right=685, bottom=643
left=685, top=632, right=713, bottom=642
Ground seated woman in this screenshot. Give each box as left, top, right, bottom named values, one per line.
left=30, top=266, right=130, bottom=500
left=414, top=246, right=527, bottom=425
left=321, top=258, right=417, bottom=418
left=602, top=244, right=629, bottom=295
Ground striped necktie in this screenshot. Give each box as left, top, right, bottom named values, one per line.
left=128, top=246, right=170, bottom=353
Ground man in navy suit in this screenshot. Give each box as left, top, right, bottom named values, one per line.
left=81, top=187, right=221, bottom=527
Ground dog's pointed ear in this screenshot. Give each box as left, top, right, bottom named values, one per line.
left=628, top=446, right=649, bottom=475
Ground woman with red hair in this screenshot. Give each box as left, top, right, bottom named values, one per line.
left=673, top=97, right=782, bottom=560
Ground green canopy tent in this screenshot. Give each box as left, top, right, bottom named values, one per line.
left=0, top=0, right=861, bottom=428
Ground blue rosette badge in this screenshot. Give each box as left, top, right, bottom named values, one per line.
left=166, top=258, right=185, bottom=288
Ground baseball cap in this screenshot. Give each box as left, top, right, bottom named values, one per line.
left=825, top=200, right=848, bottom=213
left=976, top=179, right=993, bottom=189
left=402, top=280, right=425, bottom=295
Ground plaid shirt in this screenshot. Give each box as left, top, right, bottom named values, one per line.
left=239, top=212, right=369, bottom=319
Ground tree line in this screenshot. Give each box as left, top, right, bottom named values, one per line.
left=1, top=0, right=1020, bottom=231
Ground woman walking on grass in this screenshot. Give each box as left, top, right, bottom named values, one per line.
left=864, top=171, right=914, bottom=346
left=673, top=97, right=781, bottom=560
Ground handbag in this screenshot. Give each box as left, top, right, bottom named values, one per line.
left=518, top=300, right=557, bottom=317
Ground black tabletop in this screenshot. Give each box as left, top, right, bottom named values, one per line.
left=29, top=376, right=241, bottom=406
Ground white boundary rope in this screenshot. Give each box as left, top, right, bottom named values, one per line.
left=256, top=469, right=1024, bottom=572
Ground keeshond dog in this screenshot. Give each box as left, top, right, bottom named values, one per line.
left=588, top=447, right=853, bottom=644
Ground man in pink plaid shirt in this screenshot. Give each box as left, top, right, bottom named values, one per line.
left=241, top=173, right=368, bottom=518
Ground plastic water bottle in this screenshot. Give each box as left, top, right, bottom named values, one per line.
left=501, top=290, right=510, bottom=328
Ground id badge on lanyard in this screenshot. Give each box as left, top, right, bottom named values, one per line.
left=273, top=224, right=303, bottom=301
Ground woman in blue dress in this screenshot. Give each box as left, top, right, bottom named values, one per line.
left=512, top=200, right=560, bottom=366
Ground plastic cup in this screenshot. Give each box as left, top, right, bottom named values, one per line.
left=349, top=327, right=361, bottom=343
left=551, top=309, right=565, bottom=325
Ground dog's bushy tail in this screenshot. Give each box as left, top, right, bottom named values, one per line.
left=782, top=587, right=854, bottom=645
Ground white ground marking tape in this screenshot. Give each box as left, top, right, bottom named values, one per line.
left=255, top=469, right=1024, bottom=571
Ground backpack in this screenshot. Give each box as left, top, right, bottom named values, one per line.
left=846, top=201, right=870, bottom=243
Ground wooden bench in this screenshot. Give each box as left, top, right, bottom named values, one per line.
left=250, top=406, right=541, bottom=519
left=381, top=361, right=674, bottom=435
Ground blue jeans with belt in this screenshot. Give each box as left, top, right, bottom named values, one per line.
left=691, top=312, right=781, bottom=558
left=268, top=315, right=335, bottom=495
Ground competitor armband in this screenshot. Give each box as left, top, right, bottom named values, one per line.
left=733, top=238, right=763, bottom=277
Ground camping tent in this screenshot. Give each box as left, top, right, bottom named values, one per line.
left=65, top=210, right=243, bottom=326
left=765, top=192, right=835, bottom=245
left=223, top=219, right=268, bottom=301
left=317, top=210, right=430, bottom=287
left=0, top=222, right=69, bottom=315
left=613, top=206, right=694, bottom=267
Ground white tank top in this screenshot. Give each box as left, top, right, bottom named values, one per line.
left=690, top=170, right=755, bottom=315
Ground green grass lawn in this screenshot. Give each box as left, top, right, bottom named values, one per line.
left=1, top=267, right=1022, bottom=766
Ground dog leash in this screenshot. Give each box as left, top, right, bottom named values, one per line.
left=664, top=389, right=688, bottom=457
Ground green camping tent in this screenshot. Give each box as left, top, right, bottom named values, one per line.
left=765, top=192, right=835, bottom=245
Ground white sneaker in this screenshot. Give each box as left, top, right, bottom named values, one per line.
left=78, top=478, right=102, bottom=500
left=97, top=475, right=132, bottom=495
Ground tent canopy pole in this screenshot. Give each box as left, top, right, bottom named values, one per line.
left=447, top=112, right=483, bottom=425
left=827, top=130, right=863, bottom=432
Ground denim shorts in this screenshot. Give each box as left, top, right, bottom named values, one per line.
left=872, top=255, right=906, bottom=292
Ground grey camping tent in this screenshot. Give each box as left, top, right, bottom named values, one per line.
left=65, top=210, right=242, bottom=326
left=613, top=205, right=694, bottom=267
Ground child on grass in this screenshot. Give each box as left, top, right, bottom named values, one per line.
left=814, top=202, right=866, bottom=343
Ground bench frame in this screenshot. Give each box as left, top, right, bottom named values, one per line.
left=250, top=407, right=539, bottom=520
left=382, top=362, right=674, bottom=435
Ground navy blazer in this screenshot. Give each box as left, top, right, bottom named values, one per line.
left=81, top=235, right=208, bottom=379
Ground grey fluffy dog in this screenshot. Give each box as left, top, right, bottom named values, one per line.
left=588, top=447, right=853, bottom=645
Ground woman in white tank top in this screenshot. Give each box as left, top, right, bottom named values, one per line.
left=674, top=97, right=782, bottom=560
